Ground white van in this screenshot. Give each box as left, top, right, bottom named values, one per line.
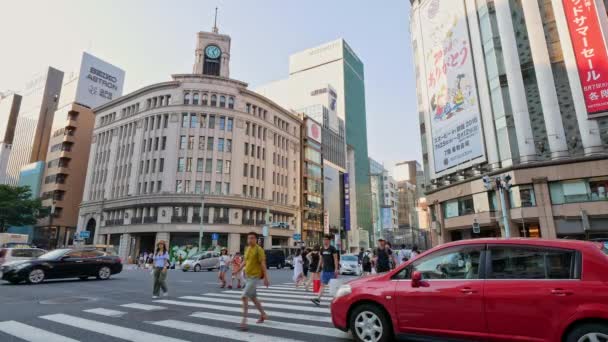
left=0, top=248, right=46, bottom=265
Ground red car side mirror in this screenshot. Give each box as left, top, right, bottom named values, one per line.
left=411, top=271, right=429, bottom=288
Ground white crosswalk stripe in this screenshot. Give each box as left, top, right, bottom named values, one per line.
left=223, top=289, right=334, bottom=301
left=0, top=321, right=80, bottom=342
left=84, top=308, right=127, bottom=317
left=190, top=312, right=350, bottom=339
left=0, top=282, right=342, bottom=342
left=206, top=292, right=329, bottom=305
left=150, top=319, right=304, bottom=342
left=180, top=295, right=330, bottom=313
left=40, top=314, right=188, bottom=342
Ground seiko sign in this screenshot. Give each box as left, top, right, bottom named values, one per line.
left=75, top=52, right=125, bottom=109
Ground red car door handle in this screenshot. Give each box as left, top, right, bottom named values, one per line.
left=551, top=288, right=573, bottom=296
left=460, top=287, right=477, bottom=294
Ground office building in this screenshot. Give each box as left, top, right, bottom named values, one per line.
left=0, top=93, right=21, bottom=183
left=256, top=39, right=372, bottom=244
left=38, top=53, right=125, bottom=249
left=2, top=68, right=64, bottom=185
left=410, top=0, right=608, bottom=243
left=300, top=116, right=324, bottom=246
left=77, top=28, right=302, bottom=262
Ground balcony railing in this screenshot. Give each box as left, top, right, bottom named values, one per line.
left=171, top=216, right=188, bottom=223
left=131, top=217, right=143, bottom=224
left=192, top=215, right=202, bottom=223
left=105, top=219, right=124, bottom=226
left=214, top=217, right=229, bottom=224
left=243, top=218, right=255, bottom=225
left=143, top=216, right=157, bottom=224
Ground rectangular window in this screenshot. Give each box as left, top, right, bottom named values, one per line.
left=159, top=158, right=164, bottom=172
left=489, top=247, right=576, bottom=280
left=182, top=113, right=188, bottom=128
left=216, top=160, right=223, bottom=173
left=244, top=143, right=249, bottom=155
left=161, top=137, right=167, bottom=150
left=198, top=136, right=205, bottom=150
left=197, top=158, right=204, bottom=172
left=225, top=160, right=231, bottom=174
left=145, top=160, right=150, bottom=173
left=200, top=114, right=207, bottom=128
left=151, top=159, right=156, bottom=173
left=242, top=185, right=247, bottom=196
left=204, top=181, right=211, bottom=194
left=217, top=138, right=224, bottom=152
left=188, top=136, right=195, bottom=149
left=157, top=181, right=162, bottom=192
left=250, top=165, right=254, bottom=178
left=243, top=163, right=248, bottom=177
left=219, top=116, right=226, bottom=130
left=177, top=158, right=185, bottom=172
left=207, top=137, right=214, bottom=151
left=226, top=139, right=232, bottom=152
left=205, top=158, right=213, bottom=173
left=195, top=181, right=202, bottom=194
left=257, top=146, right=260, bottom=159
left=256, top=166, right=260, bottom=180
left=180, top=136, right=187, bottom=149
left=208, top=115, right=215, bottom=129
left=252, top=124, right=256, bottom=138
left=224, top=182, right=230, bottom=195
left=190, top=114, right=198, bottom=128
left=227, top=118, right=233, bottom=131
left=184, top=180, right=191, bottom=193
left=215, top=181, right=222, bottom=194
left=154, top=137, right=159, bottom=151
left=163, top=114, right=168, bottom=128
left=186, top=157, right=192, bottom=172
left=176, top=180, right=183, bottom=193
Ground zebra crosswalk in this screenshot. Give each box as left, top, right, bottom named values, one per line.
left=0, top=282, right=349, bottom=342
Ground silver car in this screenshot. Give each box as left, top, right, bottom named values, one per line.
left=181, top=251, right=220, bottom=272
left=340, top=254, right=362, bottom=276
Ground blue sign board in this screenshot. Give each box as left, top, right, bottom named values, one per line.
left=211, top=233, right=219, bottom=241
left=382, top=207, right=392, bottom=230
left=79, top=230, right=91, bottom=239
left=293, top=234, right=302, bottom=241
left=343, top=173, right=351, bottom=231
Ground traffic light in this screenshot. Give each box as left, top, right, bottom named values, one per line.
left=482, top=175, right=492, bottom=190
left=502, top=174, right=512, bottom=191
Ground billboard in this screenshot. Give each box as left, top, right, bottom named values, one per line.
left=343, top=173, right=351, bottom=231
left=306, top=119, right=322, bottom=143
left=417, top=0, right=485, bottom=173
left=562, top=0, right=608, bottom=117
left=381, top=207, right=392, bottom=230
left=75, top=52, right=125, bottom=109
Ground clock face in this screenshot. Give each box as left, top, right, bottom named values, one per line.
left=205, top=45, right=221, bottom=59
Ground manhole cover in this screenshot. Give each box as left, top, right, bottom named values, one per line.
left=40, top=297, right=97, bottom=305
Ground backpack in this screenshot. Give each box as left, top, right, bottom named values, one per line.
left=362, top=253, right=371, bottom=266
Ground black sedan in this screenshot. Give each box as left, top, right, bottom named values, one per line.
left=0, top=248, right=123, bottom=284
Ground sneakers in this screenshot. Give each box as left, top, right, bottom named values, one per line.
left=310, top=298, right=320, bottom=306
left=152, top=296, right=159, bottom=299
left=162, top=292, right=169, bottom=297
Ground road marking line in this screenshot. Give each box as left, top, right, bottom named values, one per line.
left=154, top=300, right=332, bottom=323
left=83, top=308, right=127, bottom=317
left=150, top=319, right=304, bottom=342
left=180, top=296, right=330, bottom=313
left=40, top=314, right=187, bottom=342
left=190, top=312, right=350, bottom=339
left=120, top=303, right=166, bottom=311
left=205, top=293, right=329, bottom=306
left=223, top=290, right=333, bottom=301
left=257, top=288, right=329, bottom=296
left=261, top=286, right=328, bottom=292
left=0, top=321, right=79, bottom=342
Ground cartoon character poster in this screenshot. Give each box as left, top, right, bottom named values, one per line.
left=418, top=0, right=485, bottom=173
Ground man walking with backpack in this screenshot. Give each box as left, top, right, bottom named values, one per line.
left=361, top=248, right=373, bottom=275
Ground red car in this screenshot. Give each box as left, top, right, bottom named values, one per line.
left=331, top=238, right=608, bottom=342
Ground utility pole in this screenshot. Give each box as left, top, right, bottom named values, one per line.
left=483, top=175, right=512, bottom=238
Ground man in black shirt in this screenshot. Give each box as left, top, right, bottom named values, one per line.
left=311, top=234, right=338, bottom=306
left=374, top=238, right=396, bottom=273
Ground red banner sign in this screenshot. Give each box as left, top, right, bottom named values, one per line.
left=563, top=0, right=608, bottom=116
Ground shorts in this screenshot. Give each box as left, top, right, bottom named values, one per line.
left=362, top=264, right=372, bottom=272
left=242, top=277, right=260, bottom=299
left=303, top=266, right=309, bottom=277
left=321, top=271, right=335, bottom=285
left=219, top=265, right=229, bottom=272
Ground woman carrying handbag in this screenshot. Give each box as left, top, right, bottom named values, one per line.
left=152, top=240, right=170, bottom=299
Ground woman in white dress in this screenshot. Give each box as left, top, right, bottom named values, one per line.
left=293, top=249, right=305, bottom=287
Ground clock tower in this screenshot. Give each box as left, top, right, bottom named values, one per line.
left=192, top=24, right=231, bottom=77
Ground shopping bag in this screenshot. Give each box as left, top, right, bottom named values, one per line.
left=313, top=279, right=321, bottom=293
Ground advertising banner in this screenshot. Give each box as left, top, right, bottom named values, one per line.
left=562, top=0, right=608, bottom=116
left=343, top=173, right=351, bottom=231
left=75, top=52, right=125, bottom=109
left=381, top=207, right=392, bottom=230
left=306, top=119, right=322, bottom=143
left=417, top=0, right=485, bottom=173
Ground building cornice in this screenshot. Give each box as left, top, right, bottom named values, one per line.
left=94, top=81, right=181, bottom=113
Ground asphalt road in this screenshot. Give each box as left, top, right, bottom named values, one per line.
left=0, top=266, right=358, bottom=342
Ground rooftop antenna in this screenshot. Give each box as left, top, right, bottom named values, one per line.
left=212, top=7, right=219, bottom=33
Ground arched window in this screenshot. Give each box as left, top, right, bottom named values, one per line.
left=210, top=94, right=217, bottom=106
left=184, top=92, right=191, bottom=105
left=193, top=93, right=200, bottom=105
left=228, top=97, right=235, bottom=109
left=219, top=95, right=226, bottom=108
left=202, top=93, right=208, bottom=106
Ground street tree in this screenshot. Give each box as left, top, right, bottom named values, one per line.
left=0, top=185, right=49, bottom=233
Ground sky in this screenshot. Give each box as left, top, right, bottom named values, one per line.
left=0, top=0, right=420, bottom=169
